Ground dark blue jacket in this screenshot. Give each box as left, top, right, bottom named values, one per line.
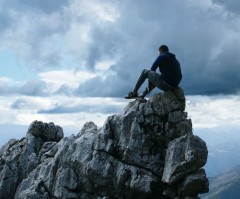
left=151, top=52, right=182, bottom=87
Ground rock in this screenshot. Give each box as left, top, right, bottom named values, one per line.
left=177, top=169, right=209, bottom=196
left=162, top=169, right=208, bottom=199
left=162, top=134, right=208, bottom=185
left=0, top=89, right=208, bottom=199
left=168, top=111, right=188, bottom=124
left=0, top=121, right=63, bottom=199
left=163, top=186, right=178, bottom=198
left=27, top=120, right=63, bottom=142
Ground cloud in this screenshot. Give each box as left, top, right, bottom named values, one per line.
left=0, top=0, right=69, bottom=14
left=0, top=0, right=70, bottom=68
left=68, top=0, right=240, bottom=96
left=39, top=70, right=97, bottom=92
left=0, top=95, right=127, bottom=131
left=1, top=0, right=240, bottom=96
left=0, top=78, right=49, bottom=96
left=10, top=99, right=26, bottom=109
left=10, top=97, right=50, bottom=110
left=186, top=95, right=240, bottom=128
left=212, top=0, right=240, bottom=15
left=19, top=79, right=49, bottom=96
left=38, top=103, right=122, bottom=114
left=1, top=94, right=240, bottom=136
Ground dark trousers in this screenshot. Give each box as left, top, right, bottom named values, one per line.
left=133, top=69, right=174, bottom=97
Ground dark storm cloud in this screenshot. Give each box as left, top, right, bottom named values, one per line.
left=0, top=0, right=69, bottom=34
left=2, top=0, right=240, bottom=96
left=0, top=0, right=70, bottom=69
left=72, top=0, right=240, bottom=96
left=72, top=75, right=130, bottom=97
left=212, top=0, right=240, bottom=15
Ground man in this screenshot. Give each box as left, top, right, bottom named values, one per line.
left=124, top=45, right=182, bottom=99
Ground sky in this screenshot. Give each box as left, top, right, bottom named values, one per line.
left=0, top=0, right=240, bottom=146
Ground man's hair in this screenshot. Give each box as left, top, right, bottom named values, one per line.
left=159, top=45, right=169, bottom=52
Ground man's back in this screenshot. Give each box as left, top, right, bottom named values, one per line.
left=151, top=52, right=182, bottom=87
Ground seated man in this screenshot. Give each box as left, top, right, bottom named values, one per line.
left=124, top=45, right=182, bottom=99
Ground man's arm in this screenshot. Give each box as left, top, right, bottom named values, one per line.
left=150, top=56, right=162, bottom=71
left=147, top=56, right=162, bottom=94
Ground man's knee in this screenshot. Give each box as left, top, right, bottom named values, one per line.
left=141, top=69, right=150, bottom=76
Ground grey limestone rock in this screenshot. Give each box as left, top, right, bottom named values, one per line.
left=177, top=169, right=209, bottom=196
left=162, top=134, right=208, bottom=185
left=0, top=121, right=63, bottom=199
left=27, top=120, right=63, bottom=142
left=0, top=88, right=208, bottom=199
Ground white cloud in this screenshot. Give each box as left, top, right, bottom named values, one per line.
left=0, top=93, right=238, bottom=131
left=186, top=95, right=240, bottom=128
left=0, top=77, right=12, bottom=84
left=0, top=95, right=125, bottom=128
left=39, top=70, right=97, bottom=91
left=68, top=0, right=120, bottom=23
left=0, top=77, right=22, bottom=87
left=87, top=1, right=120, bottom=23
left=95, top=59, right=116, bottom=71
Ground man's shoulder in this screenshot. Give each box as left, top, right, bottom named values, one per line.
left=163, top=52, right=176, bottom=59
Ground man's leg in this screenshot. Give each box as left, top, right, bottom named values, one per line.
left=140, top=70, right=174, bottom=97
left=132, top=69, right=150, bottom=93
left=138, top=70, right=162, bottom=97
left=147, top=70, right=175, bottom=91
left=125, top=69, right=151, bottom=99
left=140, top=83, right=155, bottom=98
left=131, top=69, right=162, bottom=97
left=125, top=69, right=168, bottom=99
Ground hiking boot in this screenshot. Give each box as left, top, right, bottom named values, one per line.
left=133, top=93, right=147, bottom=103
left=137, top=95, right=147, bottom=103
left=124, top=91, right=138, bottom=99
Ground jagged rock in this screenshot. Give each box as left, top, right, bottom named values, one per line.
left=163, top=186, right=178, bottom=198
left=163, top=169, right=208, bottom=199
left=162, top=134, right=208, bottom=185
left=27, top=120, right=63, bottom=142
left=0, top=121, right=63, bottom=199
left=0, top=89, right=209, bottom=199
left=177, top=169, right=209, bottom=196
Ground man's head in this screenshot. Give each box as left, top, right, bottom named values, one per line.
left=158, top=45, right=169, bottom=53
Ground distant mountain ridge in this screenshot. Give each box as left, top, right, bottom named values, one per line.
left=205, top=142, right=240, bottom=177
left=195, top=126, right=240, bottom=178
left=202, top=165, right=240, bottom=199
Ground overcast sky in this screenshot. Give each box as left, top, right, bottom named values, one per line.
left=0, top=0, right=240, bottom=144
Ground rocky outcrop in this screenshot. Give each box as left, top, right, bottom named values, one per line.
left=0, top=121, right=63, bottom=199
left=0, top=88, right=209, bottom=199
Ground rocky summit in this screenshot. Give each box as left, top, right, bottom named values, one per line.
left=0, top=88, right=209, bottom=199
